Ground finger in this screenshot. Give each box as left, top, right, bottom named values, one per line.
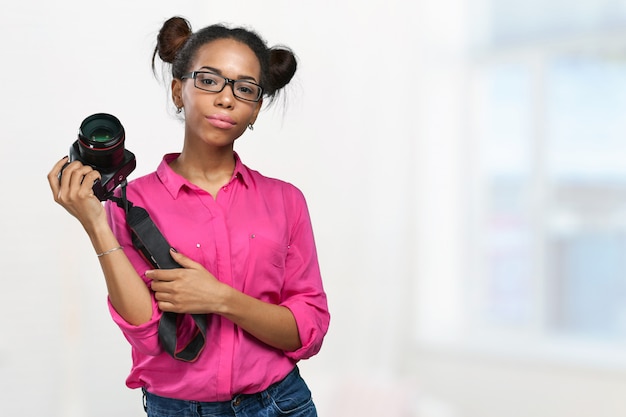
left=56, top=163, right=100, bottom=203
left=146, top=269, right=177, bottom=283
left=47, top=156, right=69, bottom=181
left=153, top=288, right=171, bottom=301
left=157, top=300, right=177, bottom=313
left=57, top=160, right=86, bottom=193
left=68, top=164, right=97, bottom=190
left=169, top=248, right=201, bottom=269
left=80, top=170, right=101, bottom=197
left=47, top=156, right=69, bottom=197
left=149, top=276, right=167, bottom=290
left=153, top=291, right=178, bottom=312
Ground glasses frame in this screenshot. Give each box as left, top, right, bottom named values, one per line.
left=181, top=71, right=264, bottom=102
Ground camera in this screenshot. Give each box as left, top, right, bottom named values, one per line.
left=64, top=113, right=136, bottom=201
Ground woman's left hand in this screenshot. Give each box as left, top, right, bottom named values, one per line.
left=147, top=249, right=227, bottom=314
left=149, top=249, right=301, bottom=351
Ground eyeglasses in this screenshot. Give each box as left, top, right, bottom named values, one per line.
left=181, top=71, right=263, bottom=102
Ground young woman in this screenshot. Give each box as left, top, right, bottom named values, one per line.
left=47, top=16, right=329, bottom=417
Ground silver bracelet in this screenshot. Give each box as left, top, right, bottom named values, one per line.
left=96, top=246, right=124, bottom=257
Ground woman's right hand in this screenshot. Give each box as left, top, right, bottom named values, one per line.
left=47, top=157, right=107, bottom=232
left=48, top=157, right=155, bottom=326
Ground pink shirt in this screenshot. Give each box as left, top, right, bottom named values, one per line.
left=104, top=153, right=330, bottom=402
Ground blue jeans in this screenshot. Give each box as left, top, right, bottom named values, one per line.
left=143, top=367, right=317, bottom=417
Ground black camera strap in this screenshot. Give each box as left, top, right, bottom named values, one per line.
left=109, top=182, right=207, bottom=362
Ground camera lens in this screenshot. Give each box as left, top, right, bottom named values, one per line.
left=90, top=127, right=115, bottom=142
left=77, top=113, right=126, bottom=170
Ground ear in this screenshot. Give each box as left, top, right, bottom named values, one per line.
left=171, top=78, right=183, bottom=109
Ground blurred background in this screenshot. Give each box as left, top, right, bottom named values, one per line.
left=2, top=0, right=626, bottom=416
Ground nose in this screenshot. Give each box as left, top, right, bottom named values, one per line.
left=214, top=82, right=236, bottom=108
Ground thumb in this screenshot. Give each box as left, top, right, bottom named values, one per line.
left=169, top=247, right=200, bottom=269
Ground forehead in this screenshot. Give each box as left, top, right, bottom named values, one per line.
left=191, top=38, right=261, bottom=80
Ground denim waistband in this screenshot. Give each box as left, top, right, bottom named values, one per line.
left=143, top=366, right=303, bottom=414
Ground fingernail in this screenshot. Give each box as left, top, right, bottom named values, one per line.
left=170, top=247, right=178, bottom=253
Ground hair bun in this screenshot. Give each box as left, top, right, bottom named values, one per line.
left=266, top=47, right=297, bottom=96
left=155, top=16, right=193, bottom=64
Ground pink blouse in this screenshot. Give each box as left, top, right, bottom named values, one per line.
left=105, top=153, right=329, bottom=402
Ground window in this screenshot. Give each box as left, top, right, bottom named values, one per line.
left=465, top=0, right=626, bottom=360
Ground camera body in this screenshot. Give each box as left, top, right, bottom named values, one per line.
left=65, top=113, right=136, bottom=201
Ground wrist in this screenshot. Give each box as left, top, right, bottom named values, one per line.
left=96, top=245, right=124, bottom=257
left=82, top=212, right=110, bottom=236
left=85, top=220, right=120, bottom=255
left=213, top=283, right=237, bottom=316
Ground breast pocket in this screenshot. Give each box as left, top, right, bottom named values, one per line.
left=245, top=233, right=289, bottom=301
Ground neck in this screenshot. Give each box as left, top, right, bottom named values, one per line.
left=170, top=144, right=236, bottom=197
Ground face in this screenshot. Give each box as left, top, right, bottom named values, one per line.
left=172, top=38, right=263, bottom=149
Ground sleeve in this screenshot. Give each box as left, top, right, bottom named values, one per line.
left=280, top=189, right=330, bottom=360
left=105, top=199, right=165, bottom=356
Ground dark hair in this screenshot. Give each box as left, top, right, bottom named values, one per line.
left=152, top=16, right=297, bottom=103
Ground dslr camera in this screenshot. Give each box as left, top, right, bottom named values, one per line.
left=63, top=113, right=136, bottom=201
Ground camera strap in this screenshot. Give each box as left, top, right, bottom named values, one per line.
left=109, top=182, right=207, bottom=362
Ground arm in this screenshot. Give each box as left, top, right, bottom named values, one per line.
left=220, top=287, right=302, bottom=352
left=47, top=157, right=153, bottom=325
left=147, top=249, right=302, bottom=352
left=147, top=188, right=329, bottom=356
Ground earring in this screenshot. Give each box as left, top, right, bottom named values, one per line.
left=248, top=123, right=254, bottom=131
left=176, top=107, right=183, bottom=114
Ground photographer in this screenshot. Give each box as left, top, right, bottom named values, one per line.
left=47, top=16, right=329, bottom=417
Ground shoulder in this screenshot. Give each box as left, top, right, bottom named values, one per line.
left=243, top=164, right=306, bottom=201
left=126, top=170, right=161, bottom=192
left=127, top=170, right=159, bottom=188
left=109, top=170, right=162, bottom=209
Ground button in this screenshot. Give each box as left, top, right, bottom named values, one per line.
left=233, top=397, right=242, bottom=406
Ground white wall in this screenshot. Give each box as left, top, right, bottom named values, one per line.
left=0, top=1, right=418, bottom=415
left=2, top=1, right=625, bottom=417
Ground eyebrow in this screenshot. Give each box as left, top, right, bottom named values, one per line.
left=198, top=66, right=259, bottom=83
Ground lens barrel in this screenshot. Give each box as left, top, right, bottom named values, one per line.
left=66, top=112, right=136, bottom=201
left=77, top=113, right=126, bottom=170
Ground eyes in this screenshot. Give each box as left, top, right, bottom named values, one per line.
left=237, top=84, right=255, bottom=95
left=198, top=77, right=218, bottom=87
left=191, top=72, right=262, bottom=102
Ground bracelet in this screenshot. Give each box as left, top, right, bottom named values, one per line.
left=96, top=246, right=124, bottom=257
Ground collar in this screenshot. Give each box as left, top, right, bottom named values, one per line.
left=156, top=152, right=249, bottom=199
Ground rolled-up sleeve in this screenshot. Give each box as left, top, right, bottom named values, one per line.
left=105, top=200, right=164, bottom=356
left=280, top=191, right=330, bottom=360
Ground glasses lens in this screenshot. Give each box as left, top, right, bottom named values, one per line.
left=233, top=81, right=261, bottom=101
left=195, top=72, right=223, bottom=92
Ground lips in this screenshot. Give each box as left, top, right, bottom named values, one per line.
left=207, top=114, right=236, bottom=129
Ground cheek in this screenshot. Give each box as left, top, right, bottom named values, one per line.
left=234, top=123, right=249, bottom=139
left=248, top=104, right=262, bottom=123
left=181, top=87, right=196, bottom=107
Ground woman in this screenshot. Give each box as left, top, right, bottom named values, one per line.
left=47, top=16, right=329, bottom=417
